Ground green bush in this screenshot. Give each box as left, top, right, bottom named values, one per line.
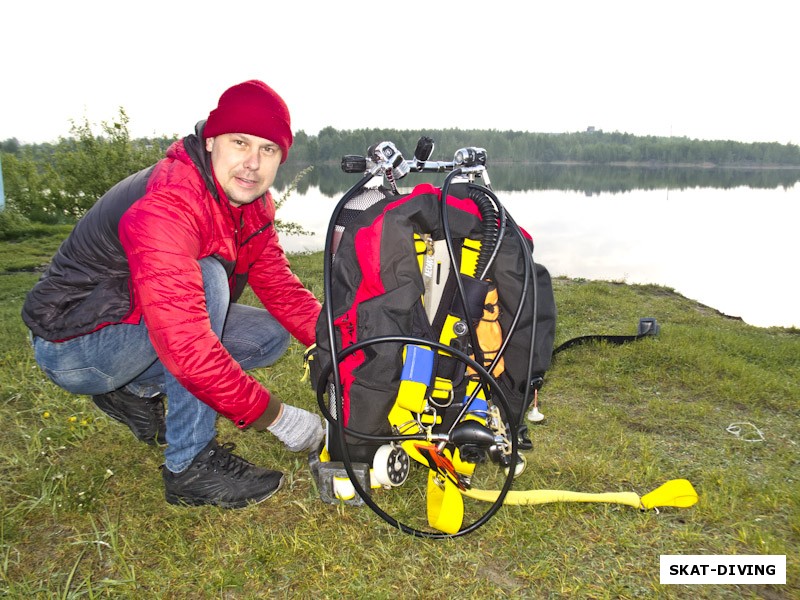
left=1, top=109, right=164, bottom=224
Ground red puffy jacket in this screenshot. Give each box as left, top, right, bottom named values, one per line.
left=23, top=134, right=321, bottom=428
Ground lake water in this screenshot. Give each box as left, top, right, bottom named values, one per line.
left=275, top=174, right=799, bottom=329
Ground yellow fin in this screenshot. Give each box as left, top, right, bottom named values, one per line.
left=640, top=479, right=699, bottom=509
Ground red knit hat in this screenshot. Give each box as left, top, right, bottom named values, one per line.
left=203, top=80, right=293, bottom=163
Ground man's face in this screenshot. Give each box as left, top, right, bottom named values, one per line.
left=205, top=133, right=282, bottom=207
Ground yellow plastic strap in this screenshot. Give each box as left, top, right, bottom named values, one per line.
left=389, top=345, right=434, bottom=424
left=395, top=380, right=428, bottom=413
left=419, top=413, right=442, bottom=425
left=401, top=439, right=428, bottom=466
left=439, top=314, right=461, bottom=348
left=430, top=377, right=453, bottom=403
left=426, top=471, right=464, bottom=534
left=461, top=238, right=481, bottom=277
left=300, top=343, right=316, bottom=383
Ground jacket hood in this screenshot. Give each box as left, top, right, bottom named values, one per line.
left=180, top=122, right=220, bottom=203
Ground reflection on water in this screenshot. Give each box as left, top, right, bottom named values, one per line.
left=275, top=170, right=799, bottom=329
left=274, top=163, right=800, bottom=196
left=504, top=186, right=799, bottom=329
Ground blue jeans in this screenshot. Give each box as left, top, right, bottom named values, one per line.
left=32, top=257, right=291, bottom=472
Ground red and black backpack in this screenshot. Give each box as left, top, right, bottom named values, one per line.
left=311, top=176, right=556, bottom=466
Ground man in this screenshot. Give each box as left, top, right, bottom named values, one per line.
left=22, top=80, right=324, bottom=509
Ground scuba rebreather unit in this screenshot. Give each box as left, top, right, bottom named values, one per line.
left=306, top=137, right=697, bottom=538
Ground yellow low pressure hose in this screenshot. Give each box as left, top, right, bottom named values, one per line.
left=462, top=479, right=698, bottom=510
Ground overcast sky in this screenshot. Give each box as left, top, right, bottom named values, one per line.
left=3, top=1, right=798, bottom=146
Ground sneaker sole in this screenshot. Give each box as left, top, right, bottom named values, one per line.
left=164, top=474, right=285, bottom=509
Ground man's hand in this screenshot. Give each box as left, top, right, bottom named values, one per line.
left=266, top=403, right=324, bottom=453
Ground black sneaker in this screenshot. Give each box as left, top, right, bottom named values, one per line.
left=92, top=389, right=167, bottom=446
left=162, top=440, right=284, bottom=509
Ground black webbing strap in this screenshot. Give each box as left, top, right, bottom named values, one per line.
left=552, top=318, right=660, bottom=357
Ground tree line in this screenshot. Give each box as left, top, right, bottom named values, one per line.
left=288, top=126, right=800, bottom=168
left=2, top=109, right=800, bottom=226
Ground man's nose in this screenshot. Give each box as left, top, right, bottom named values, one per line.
left=243, top=150, right=260, bottom=170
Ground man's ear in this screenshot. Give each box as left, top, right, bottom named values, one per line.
left=205, top=137, right=214, bottom=152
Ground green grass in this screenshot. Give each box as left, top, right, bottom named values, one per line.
left=1, top=226, right=797, bottom=598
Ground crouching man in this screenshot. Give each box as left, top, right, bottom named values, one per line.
left=22, top=80, right=323, bottom=508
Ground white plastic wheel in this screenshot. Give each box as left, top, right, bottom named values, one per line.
left=372, top=444, right=411, bottom=487
left=504, top=453, right=527, bottom=478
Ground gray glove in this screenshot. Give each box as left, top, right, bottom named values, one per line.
left=267, top=403, right=324, bottom=452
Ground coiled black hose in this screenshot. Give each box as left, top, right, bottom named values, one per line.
left=469, top=187, right=500, bottom=279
